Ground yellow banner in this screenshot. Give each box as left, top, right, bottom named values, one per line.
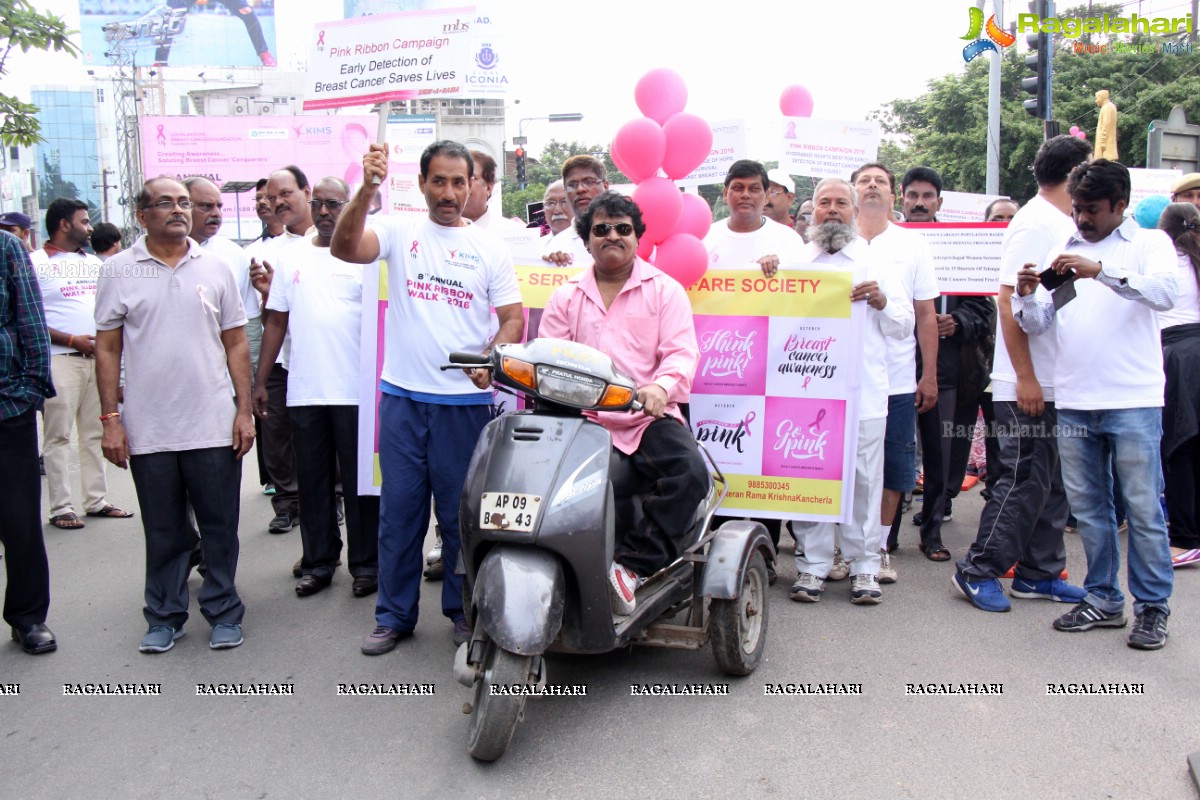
left=687, top=269, right=852, bottom=318
left=515, top=262, right=582, bottom=308
left=722, top=475, right=844, bottom=514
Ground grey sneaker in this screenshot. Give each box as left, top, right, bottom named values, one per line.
left=1052, top=601, right=1127, bottom=632
left=209, top=623, right=243, bottom=650
left=850, top=574, right=882, bottom=605
left=139, top=625, right=183, bottom=654
left=827, top=548, right=850, bottom=581
left=1127, top=607, right=1168, bottom=650
left=878, top=550, right=897, bottom=584
left=789, top=572, right=824, bottom=602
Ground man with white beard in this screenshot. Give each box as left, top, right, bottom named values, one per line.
left=542, top=180, right=573, bottom=237
left=771, top=178, right=913, bottom=604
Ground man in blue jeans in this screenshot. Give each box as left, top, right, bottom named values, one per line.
left=332, top=140, right=524, bottom=654
left=954, top=135, right=1093, bottom=613
left=1014, top=159, right=1178, bottom=650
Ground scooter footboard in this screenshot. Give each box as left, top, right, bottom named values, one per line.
left=475, top=545, right=566, bottom=655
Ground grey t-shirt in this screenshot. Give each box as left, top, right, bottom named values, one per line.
left=95, top=236, right=247, bottom=455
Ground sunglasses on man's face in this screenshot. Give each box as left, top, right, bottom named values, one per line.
left=591, top=222, right=634, bottom=237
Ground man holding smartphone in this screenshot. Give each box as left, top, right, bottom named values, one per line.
left=1012, top=159, right=1178, bottom=650
left=954, top=135, right=1091, bottom=613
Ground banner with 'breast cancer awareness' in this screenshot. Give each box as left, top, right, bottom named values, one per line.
left=683, top=267, right=862, bottom=523
left=359, top=260, right=863, bottom=523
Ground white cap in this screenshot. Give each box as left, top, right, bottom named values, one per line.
left=767, top=168, right=795, bottom=193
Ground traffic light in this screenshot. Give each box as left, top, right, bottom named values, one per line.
left=515, top=147, right=526, bottom=190
left=1022, top=0, right=1054, bottom=122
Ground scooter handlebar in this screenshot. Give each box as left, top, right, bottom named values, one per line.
left=440, top=351, right=493, bottom=371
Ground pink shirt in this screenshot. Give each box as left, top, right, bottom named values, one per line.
left=539, top=258, right=699, bottom=454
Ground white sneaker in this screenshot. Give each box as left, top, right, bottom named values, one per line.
left=425, top=535, right=442, bottom=566
left=790, top=572, right=825, bottom=602
left=878, top=550, right=897, bottom=584
left=827, top=548, right=850, bottom=581
left=608, top=562, right=642, bottom=615
left=850, top=574, right=882, bottom=604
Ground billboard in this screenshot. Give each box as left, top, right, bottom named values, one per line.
left=141, top=114, right=378, bottom=240
left=79, top=1, right=278, bottom=69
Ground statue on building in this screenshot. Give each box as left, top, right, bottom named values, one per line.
left=1094, top=89, right=1119, bottom=161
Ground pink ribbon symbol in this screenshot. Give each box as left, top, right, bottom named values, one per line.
left=317, top=31, right=325, bottom=46
left=742, top=411, right=756, bottom=436
left=807, top=408, right=826, bottom=431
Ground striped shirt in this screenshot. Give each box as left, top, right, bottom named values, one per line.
left=0, top=230, right=54, bottom=419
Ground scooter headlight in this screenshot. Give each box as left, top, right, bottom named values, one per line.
left=535, top=365, right=606, bottom=407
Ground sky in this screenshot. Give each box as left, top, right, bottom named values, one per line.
left=8, top=0, right=1194, bottom=162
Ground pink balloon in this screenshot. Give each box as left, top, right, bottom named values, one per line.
left=610, top=141, right=634, bottom=179
left=676, top=192, right=712, bottom=240
left=611, top=118, right=666, bottom=183
left=1074, top=130, right=1088, bottom=140
left=1069, top=125, right=1080, bottom=135
left=634, top=68, right=688, bottom=125
left=654, top=233, right=708, bottom=287
left=633, top=177, right=683, bottom=245
left=779, top=85, right=814, bottom=118
left=661, top=112, right=713, bottom=180
left=637, top=237, right=656, bottom=261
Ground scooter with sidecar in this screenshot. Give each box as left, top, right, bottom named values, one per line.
left=445, top=338, right=774, bottom=761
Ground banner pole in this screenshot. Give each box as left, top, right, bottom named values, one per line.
left=372, top=105, right=389, bottom=185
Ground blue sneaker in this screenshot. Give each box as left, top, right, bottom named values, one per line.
left=952, top=571, right=1011, bottom=612
left=209, top=623, right=243, bottom=650
left=1010, top=577, right=1087, bottom=603
left=139, top=625, right=183, bottom=654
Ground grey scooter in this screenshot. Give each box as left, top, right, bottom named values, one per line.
left=445, top=338, right=774, bottom=761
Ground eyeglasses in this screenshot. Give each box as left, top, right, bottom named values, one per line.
left=193, top=202, right=223, bottom=213
left=145, top=199, right=193, bottom=211
left=768, top=188, right=790, bottom=197
left=310, top=199, right=348, bottom=211
left=566, top=178, right=604, bottom=191
left=728, top=183, right=764, bottom=196
left=591, top=222, right=634, bottom=237
left=543, top=199, right=568, bottom=208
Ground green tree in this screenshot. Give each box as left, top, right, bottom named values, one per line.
left=0, top=1, right=80, bottom=147
left=871, top=3, right=1200, bottom=202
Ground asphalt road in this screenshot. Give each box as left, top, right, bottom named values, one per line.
left=2, top=452, right=1198, bottom=800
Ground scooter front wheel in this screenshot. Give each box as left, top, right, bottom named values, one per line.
left=467, top=640, right=533, bottom=761
left=710, top=549, right=769, bottom=676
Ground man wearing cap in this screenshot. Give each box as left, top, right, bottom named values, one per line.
left=765, top=169, right=797, bottom=229
left=1171, top=173, right=1200, bottom=210
left=0, top=211, right=34, bottom=252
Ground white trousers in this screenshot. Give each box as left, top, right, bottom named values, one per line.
left=791, top=417, right=886, bottom=578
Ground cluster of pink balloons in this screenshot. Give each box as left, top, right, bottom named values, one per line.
left=609, top=69, right=714, bottom=287
left=1068, top=125, right=1088, bottom=140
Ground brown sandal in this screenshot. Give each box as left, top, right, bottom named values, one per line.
left=49, top=513, right=86, bottom=529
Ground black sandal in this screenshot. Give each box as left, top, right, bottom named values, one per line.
left=919, top=542, right=952, bottom=562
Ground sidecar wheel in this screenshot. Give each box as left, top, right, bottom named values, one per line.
left=710, top=549, right=769, bottom=676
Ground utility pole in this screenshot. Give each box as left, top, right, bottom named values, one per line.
left=92, top=167, right=118, bottom=222
left=986, top=0, right=1002, bottom=195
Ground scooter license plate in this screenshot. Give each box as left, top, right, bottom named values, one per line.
left=480, top=492, right=542, bottom=532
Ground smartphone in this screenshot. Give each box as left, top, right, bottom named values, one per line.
left=1039, top=265, right=1075, bottom=291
